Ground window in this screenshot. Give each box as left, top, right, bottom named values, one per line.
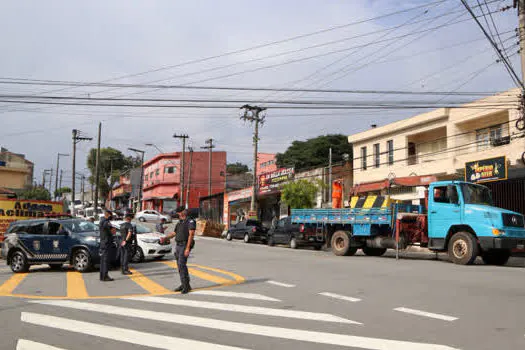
left=373, top=143, right=380, bottom=168
left=476, top=124, right=507, bottom=151
left=164, top=166, right=175, bottom=174
left=432, top=186, right=459, bottom=204
left=149, top=172, right=153, bottom=179
left=27, top=223, right=45, bottom=235
left=387, top=140, right=394, bottom=165
left=360, top=147, right=367, bottom=170
left=155, top=169, right=159, bottom=176
left=145, top=174, right=148, bottom=181
left=408, top=142, right=416, bottom=166
left=277, top=219, right=286, bottom=228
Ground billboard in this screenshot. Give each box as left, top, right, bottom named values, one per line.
left=258, top=168, right=294, bottom=194
left=0, top=199, right=64, bottom=238
left=465, top=156, right=507, bottom=184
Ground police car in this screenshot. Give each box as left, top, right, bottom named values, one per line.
left=2, top=218, right=116, bottom=273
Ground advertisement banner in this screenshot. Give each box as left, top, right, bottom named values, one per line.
left=0, top=200, right=64, bottom=237
left=465, top=156, right=507, bottom=184
left=258, top=167, right=295, bottom=195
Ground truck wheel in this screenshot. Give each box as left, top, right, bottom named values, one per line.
left=448, top=232, right=479, bottom=265
left=482, top=249, right=510, bottom=266
left=362, top=247, right=387, bottom=256
left=331, top=230, right=357, bottom=256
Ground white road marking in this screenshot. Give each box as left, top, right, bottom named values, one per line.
left=189, top=290, right=280, bottom=301
left=319, top=292, right=361, bottom=303
left=128, top=296, right=360, bottom=324
left=31, top=300, right=459, bottom=350
left=266, top=280, right=295, bottom=288
left=16, top=339, right=67, bottom=350
left=394, top=307, right=458, bottom=322
left=21, top=312, right=249, bottom=350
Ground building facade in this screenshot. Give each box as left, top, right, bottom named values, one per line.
left=0, top=148, right=34, bottom=190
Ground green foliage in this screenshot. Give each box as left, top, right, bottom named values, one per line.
left=54, top=187, right=71, bottom=198
left=19, top=187, right=51, bottom=201
left=226, top=162, right=250, bottom=175
left=86, top=148, right=138, bottom=199
left=281, top=179, right=323, bottom=209
left=276, top=134, right=352, bottom=171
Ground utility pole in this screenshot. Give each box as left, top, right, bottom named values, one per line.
left=72, top=129, right=92, bottom=215
left=42, top=169, right=51, bottom=190
left=94, top=123, right=102, bottom=218
left=81, top=174, right=85, bottom=205
left=328, top=147, right=333, bottom=203
left=518, top=0, right=525, bottom=84
left=48, top=169, right=53, bottom=194
left=173, top=134, right=189, bottom=206
left=59, top=170, right=63, bottom=189
left=54, top=153, right=69, bottom=199
left=201, top=139, right=215, bottom=196
left=240, top=105, right=266, bottom=215
left=128, top=148, right=145, bottom=211
left=185, top=146, right=194, bottom=208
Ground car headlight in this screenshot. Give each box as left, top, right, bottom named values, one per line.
left=85, top=236, right=100, bottom=243
left=139, top=238, right=159, bottom=244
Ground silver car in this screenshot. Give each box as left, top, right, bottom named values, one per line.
left=135, top=210, right=171, bottom=223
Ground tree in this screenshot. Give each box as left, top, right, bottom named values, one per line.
left=19, top=187, right=51, bottom=201
left=281, top=179, right=323, bottom=209
left=54, top=187, right=71, bottom=199
left=226, top=162, right=250, bottom=175
left=276, top=134, right=352, bottom=171
left=86, top=148, right=140, bottom=200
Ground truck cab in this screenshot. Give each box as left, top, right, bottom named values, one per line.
left=427, top=181, right=525, bottom=265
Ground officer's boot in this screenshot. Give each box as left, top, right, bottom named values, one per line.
left=181, top=277, right=191, bottom=294
left=174, top=284, right=184, bottom=292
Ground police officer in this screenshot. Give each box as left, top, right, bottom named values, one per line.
left=119, top=213, right=134, bottom=275
left=160, top=206, right=195, bottom=294
left=99, top=210, right=114, bottom=282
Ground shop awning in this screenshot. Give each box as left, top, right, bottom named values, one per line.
left=351, top=175, right=438, bottom=195
left=142, top=196, right=176, bottom=201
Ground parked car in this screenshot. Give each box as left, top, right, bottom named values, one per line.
left=135, top=210, right=171, bottom=223
left=225, top=219, right=268, bottom=243
left=267, top=217, right=324, bottom=250
left=109, top=221, right=172, bottom=262
left=2, top=218, right=118, bottom=273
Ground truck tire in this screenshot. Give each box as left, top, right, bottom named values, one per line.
left=448, top=232, right=479, bottom=265
left=482, top=249, right=510, bottom=266
left=331, top=230, right=357, bottom=256
left=362, top=247, right=387, bottom=256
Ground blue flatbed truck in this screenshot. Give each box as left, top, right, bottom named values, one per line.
left=291, top=181, right=525, bottom=265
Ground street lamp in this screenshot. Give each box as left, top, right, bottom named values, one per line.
left=145, top=143, right=164, bottom=154
left=128, top=147, right=145, bottom=212
left=54, top=153, right=70, bottom=199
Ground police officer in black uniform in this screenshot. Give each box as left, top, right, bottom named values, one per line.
left=99, top=210, right=114, bottom=281
left=119, top=213, right=134, bottom=275
left=160, top=206, right=195, bottom=294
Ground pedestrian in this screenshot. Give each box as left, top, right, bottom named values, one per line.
left=160, top=206, right=196, bottom=294
left=156, top=217, right=167, bottom=234
left=119, top=213, right=134, bottom=275
left=99, top=210, right=114, bottom=282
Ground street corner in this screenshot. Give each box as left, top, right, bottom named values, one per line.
left=0, top=260, right=245, bottom=300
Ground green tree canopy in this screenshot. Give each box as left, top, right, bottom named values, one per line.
left=276, top=134, right=352, bottom=171
left=226, top=162, right=250, bottom=175
left=86, top=148, right=140, bottom=200
left=54, top=187, right=71, bottom=198
left=19, top=187, right=51, bottom=201
left=281, top=179, right=323, bottom=209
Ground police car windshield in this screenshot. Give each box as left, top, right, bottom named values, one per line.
left=135, top=224, right=152, bottom=234
left=61, top=220, right=98, bottom=233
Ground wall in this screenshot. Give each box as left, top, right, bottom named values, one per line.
left=257, top=153, right=277, bottom=174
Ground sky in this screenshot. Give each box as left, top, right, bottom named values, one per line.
left=0, top=0, right=521, bottom=188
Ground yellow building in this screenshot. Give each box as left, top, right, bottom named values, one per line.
left=0, top=148, right=34, bottom=190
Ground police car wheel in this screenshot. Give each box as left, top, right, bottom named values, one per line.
left=132, top=246, right=145, bottom=263
left=244, top=234, right=250, bottom=243
left=11, top=251, right=29, bottom=273
left=73, top=249, right=92, bottom=272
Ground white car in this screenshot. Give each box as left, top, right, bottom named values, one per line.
left=135, top=210, right=171, bottom=223
left=110, top=221, right=173, bottom=262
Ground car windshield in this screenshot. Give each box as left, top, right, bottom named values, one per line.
left=61, top=220, right=98, bottom=233
left=461, top=183, right=493, bottom=206
left=135, top=224, right=152, bottom=234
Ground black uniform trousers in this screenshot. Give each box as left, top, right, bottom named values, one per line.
left=120, top=243, right=131, bottom=272
left=99, top=239, right=111, bottom=280
left=174, top=242, right=190, bottom=287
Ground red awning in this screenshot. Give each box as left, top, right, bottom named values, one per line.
left=351, top=180, right=390, bottom=195
left=351, top=175, right=438, bottom=195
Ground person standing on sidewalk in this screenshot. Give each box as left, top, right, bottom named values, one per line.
left=99, top=210, right=114, bottom=282
left=119, top=213, right=134, bottom=275
left=160, top=206, right=195, bottom=294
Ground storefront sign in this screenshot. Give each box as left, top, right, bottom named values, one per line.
left=465, top=156, right=507, bottom=183
left=259, top=167, right=294, bottom=194
left=0, top=200, right=64, bottom=237
left=227, top=188, right=253, bottom=202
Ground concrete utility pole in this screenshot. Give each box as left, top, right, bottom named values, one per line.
left=48, top=169, right=53, bottom=193
left=93, top=123, right=102, bottom=218
left=173, top=134, right=189, bottom=206
left=42, top=169, right=51, bottom=190
left=128, top=147, right=145, bottom=212
left=518, top=0, right=525, bottom=84
left=81, top=174, right=85, bottom=205
left=201, top=139, right=215, bottom=196
left=59, top=170, right=63, bottom=189
left=240, top=105, right=266, bottom=214
left=54, top=153, right=69, bottom=199
left=72, top=129, right=92, bottom=215
left=328, top=147, right=333, bottom=202
left=185, top=146, right=194, bottom=208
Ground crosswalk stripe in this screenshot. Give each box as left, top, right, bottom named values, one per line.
left=394, top=307, right=458, bottom=322
left=66, top=272, right=88, bottom=299
left=128, top=296, right=360, bottom=324
left=21, top=312, right=249, bottom=350
left=162, top=261, right=232, bottom=285
left=266, top=280, right=295, bottom=288
left=190, top=290, right=280, bottom=302
left=319, top=292, right=361, bottom=303
left=30, top=300, right=459, bottom=350
left=16, top=339, right=67, bottom=350
left=0, top=273, right=27, bottom=295
left=127, top=268, right=172, bottom=295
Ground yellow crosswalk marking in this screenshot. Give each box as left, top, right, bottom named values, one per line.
left=162, top=261, right=232, bottom=285
left=128, top=268, right=172, bottom=295
left=189, top=264, right=245, bottom=284
left=66, top=271, right=89, bottom=299
left=0, top=273, right=28, bottom=295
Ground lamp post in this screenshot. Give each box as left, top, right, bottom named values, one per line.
left=128, top=147, right=145, bottom=212
left=54, top=153, right=69, bottom=199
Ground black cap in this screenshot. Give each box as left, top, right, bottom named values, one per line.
left=175, top=206, right=186, bottom=213
left=105, top=209, right=112, bottom=215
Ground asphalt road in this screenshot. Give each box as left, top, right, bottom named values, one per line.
left=1, top=234, right=525, bottom=350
